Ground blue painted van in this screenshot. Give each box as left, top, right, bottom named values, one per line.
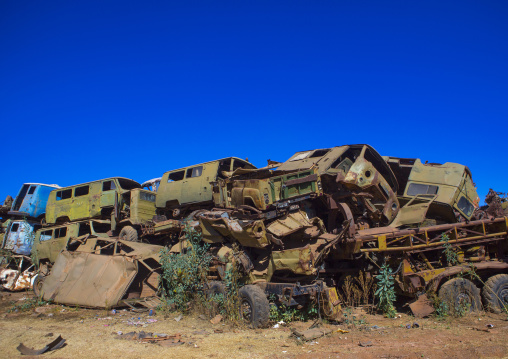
left=1, top=220, right=41, bottom=256
left=8, top=183, right=60, bottom=220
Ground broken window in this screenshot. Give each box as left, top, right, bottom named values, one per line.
left=331, top=158, right=353, bottom=173
left=186, top=166, right=203, bottom=178
left=9, top=223, right=19, bottom=232
left=140, top=192, right=156, bottom=202
left=74, top=185, right=89, bottom=197
left=407, top=183, right=439, bottom=196
left=218, top=159, right=232, bottom=176
left=40, top=230, right=53, bottom=241
left=289, top=151, right=312, bottom=162
left=91, top=221, right=111, bottom=235
left=102, top=180, right=116, bottom=191
left=168, top=170, right=185, bottom=182
left=117, top=178, right=141, bottom=190
left=28, top=186, right=36, bottom=195
left=78, top=223, right=91, bottom=236
left=458, top=196, right=474, bottom=217
left=309, top=149, right=330, bottom=158
left=56, top=189, right=72, bottom=201
left=12, top=184, right=29, bottom=211
left=54, top=227, right=67, bottom=238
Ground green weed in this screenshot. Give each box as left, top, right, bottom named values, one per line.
left=440, top=234, right=458, bottom=266
left=159, top=221, right=212, bottom=311
left=9, top=296, right=50, bottom=313
left=375, top=262, right=397, bottom=318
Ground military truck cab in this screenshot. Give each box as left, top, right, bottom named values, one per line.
left=8, top=183, right=60, bottom=220
left=157, top=157, right=256, bottom=217
left=278, top=145, right=400, bottom=228
left=385, top=157, right=480, bottom=225
left=1, top=220, right=41, bottom=256
left=45, top=177, right=157, bottom=241
left=32, top=220, right=110, bottom=271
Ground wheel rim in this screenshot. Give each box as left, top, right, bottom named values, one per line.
left=499, top=286, right=508, bottom=306
left=455, top=292, right=473, bottom=311
left=240, top=299, right=252, bottom=321
left=34, top=277, right=43, bottom=296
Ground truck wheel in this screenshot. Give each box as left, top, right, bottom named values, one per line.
left=206, top=281, right=227, bottom=297
left=206, top=281, right=227, bottom=315
left=119, top=226, right=139, bottom=242
left=238, top=285, right=269, bottom=328
left=33, top=275, right=44, bottom=297
left=482, top=274, right=508, bottom=313
left=439, top=277, right=481, bottom=313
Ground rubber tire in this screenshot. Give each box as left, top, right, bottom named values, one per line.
left=439, top=277, right=481, bottom=313
left=238, top=285, right=269, bottom=328
left=206, top=281, right=227, bottom=297
left=482, top=274, right=508, bottom=313
left=119, top=226, right=139, bottom=242
left=33, top=275, right=44, bottom=298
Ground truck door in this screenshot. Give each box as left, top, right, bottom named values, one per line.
left=3, top=221, right=21, bottom=251
left=164, top=169, right=186, bottom=206
left=181, top=165, right=206, bottom=204
left=18, top=185, right=37, bottom=215
left=3, top=221, right=34, bottom=255
left=35, top=229, right=53, bottom=263
left=71, top=185, right=90, bottom=221
left=49, top=226, right=69, bottom=263
left=11, top=184, right=30, bottom=212
left=100, top=180, right=117, bottom=211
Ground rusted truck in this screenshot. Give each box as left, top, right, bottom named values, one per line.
left=31, top=220, right=111, bottom=275
left=0, top=220, right=41, bottom=291
left=384, top=157, right=480, bottom=227
left=9, top=183, right=61, bottom=220
left=156, top=157, right=256, bottom=219
left=45, top=177, right=157, bottom=242
left=182, top=146, right=506, bottom=326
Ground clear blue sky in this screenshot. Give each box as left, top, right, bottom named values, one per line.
left=1, top=1, right=506, bottom=203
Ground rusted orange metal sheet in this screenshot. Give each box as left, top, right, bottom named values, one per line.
left=41, top=251, right=138, bottom=307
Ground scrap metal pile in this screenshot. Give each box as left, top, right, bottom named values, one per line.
left=1, top=144, right=507, bottom=327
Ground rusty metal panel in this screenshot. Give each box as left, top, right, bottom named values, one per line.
left=42, top=251, right=138, bottom=307
left=266, top=210, right=314, bottom=237
left=0, top=268, right=36, bottom=291
left=321, top=286, right=342, bottom=319
left=270, top=246, right=316, bottom=275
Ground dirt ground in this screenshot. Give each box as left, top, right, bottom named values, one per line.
left=0, top=291, right=507, bottom=359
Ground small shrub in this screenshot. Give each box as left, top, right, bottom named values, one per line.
left=440, top=234, right=458, bottom=266
left=428, top=293, right=449, bottom=319
left=268, top=294, right=318, bottom=323
left=159, top=222, right=211, bottom=311
left=375, top=262, right=397, bottom=318
left=202, top=265, right=242, bottom=321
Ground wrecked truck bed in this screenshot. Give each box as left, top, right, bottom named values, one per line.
left=40, top=240, right=163, bottom=308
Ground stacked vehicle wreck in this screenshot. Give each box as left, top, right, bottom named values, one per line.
left=31, top=177, right=177, bottom=308
left=0, top=183, right=60, bottom=291
left=189, top=145, right=507, bottom=325
left=1, top=145, right=507, bottom=328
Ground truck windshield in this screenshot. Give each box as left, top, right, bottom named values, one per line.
left=458, top=196, right=474, bottom=217
left=117, top=179, right=141, bottom=190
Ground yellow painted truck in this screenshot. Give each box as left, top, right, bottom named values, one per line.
left=45, top=177, right=156, bottom=242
